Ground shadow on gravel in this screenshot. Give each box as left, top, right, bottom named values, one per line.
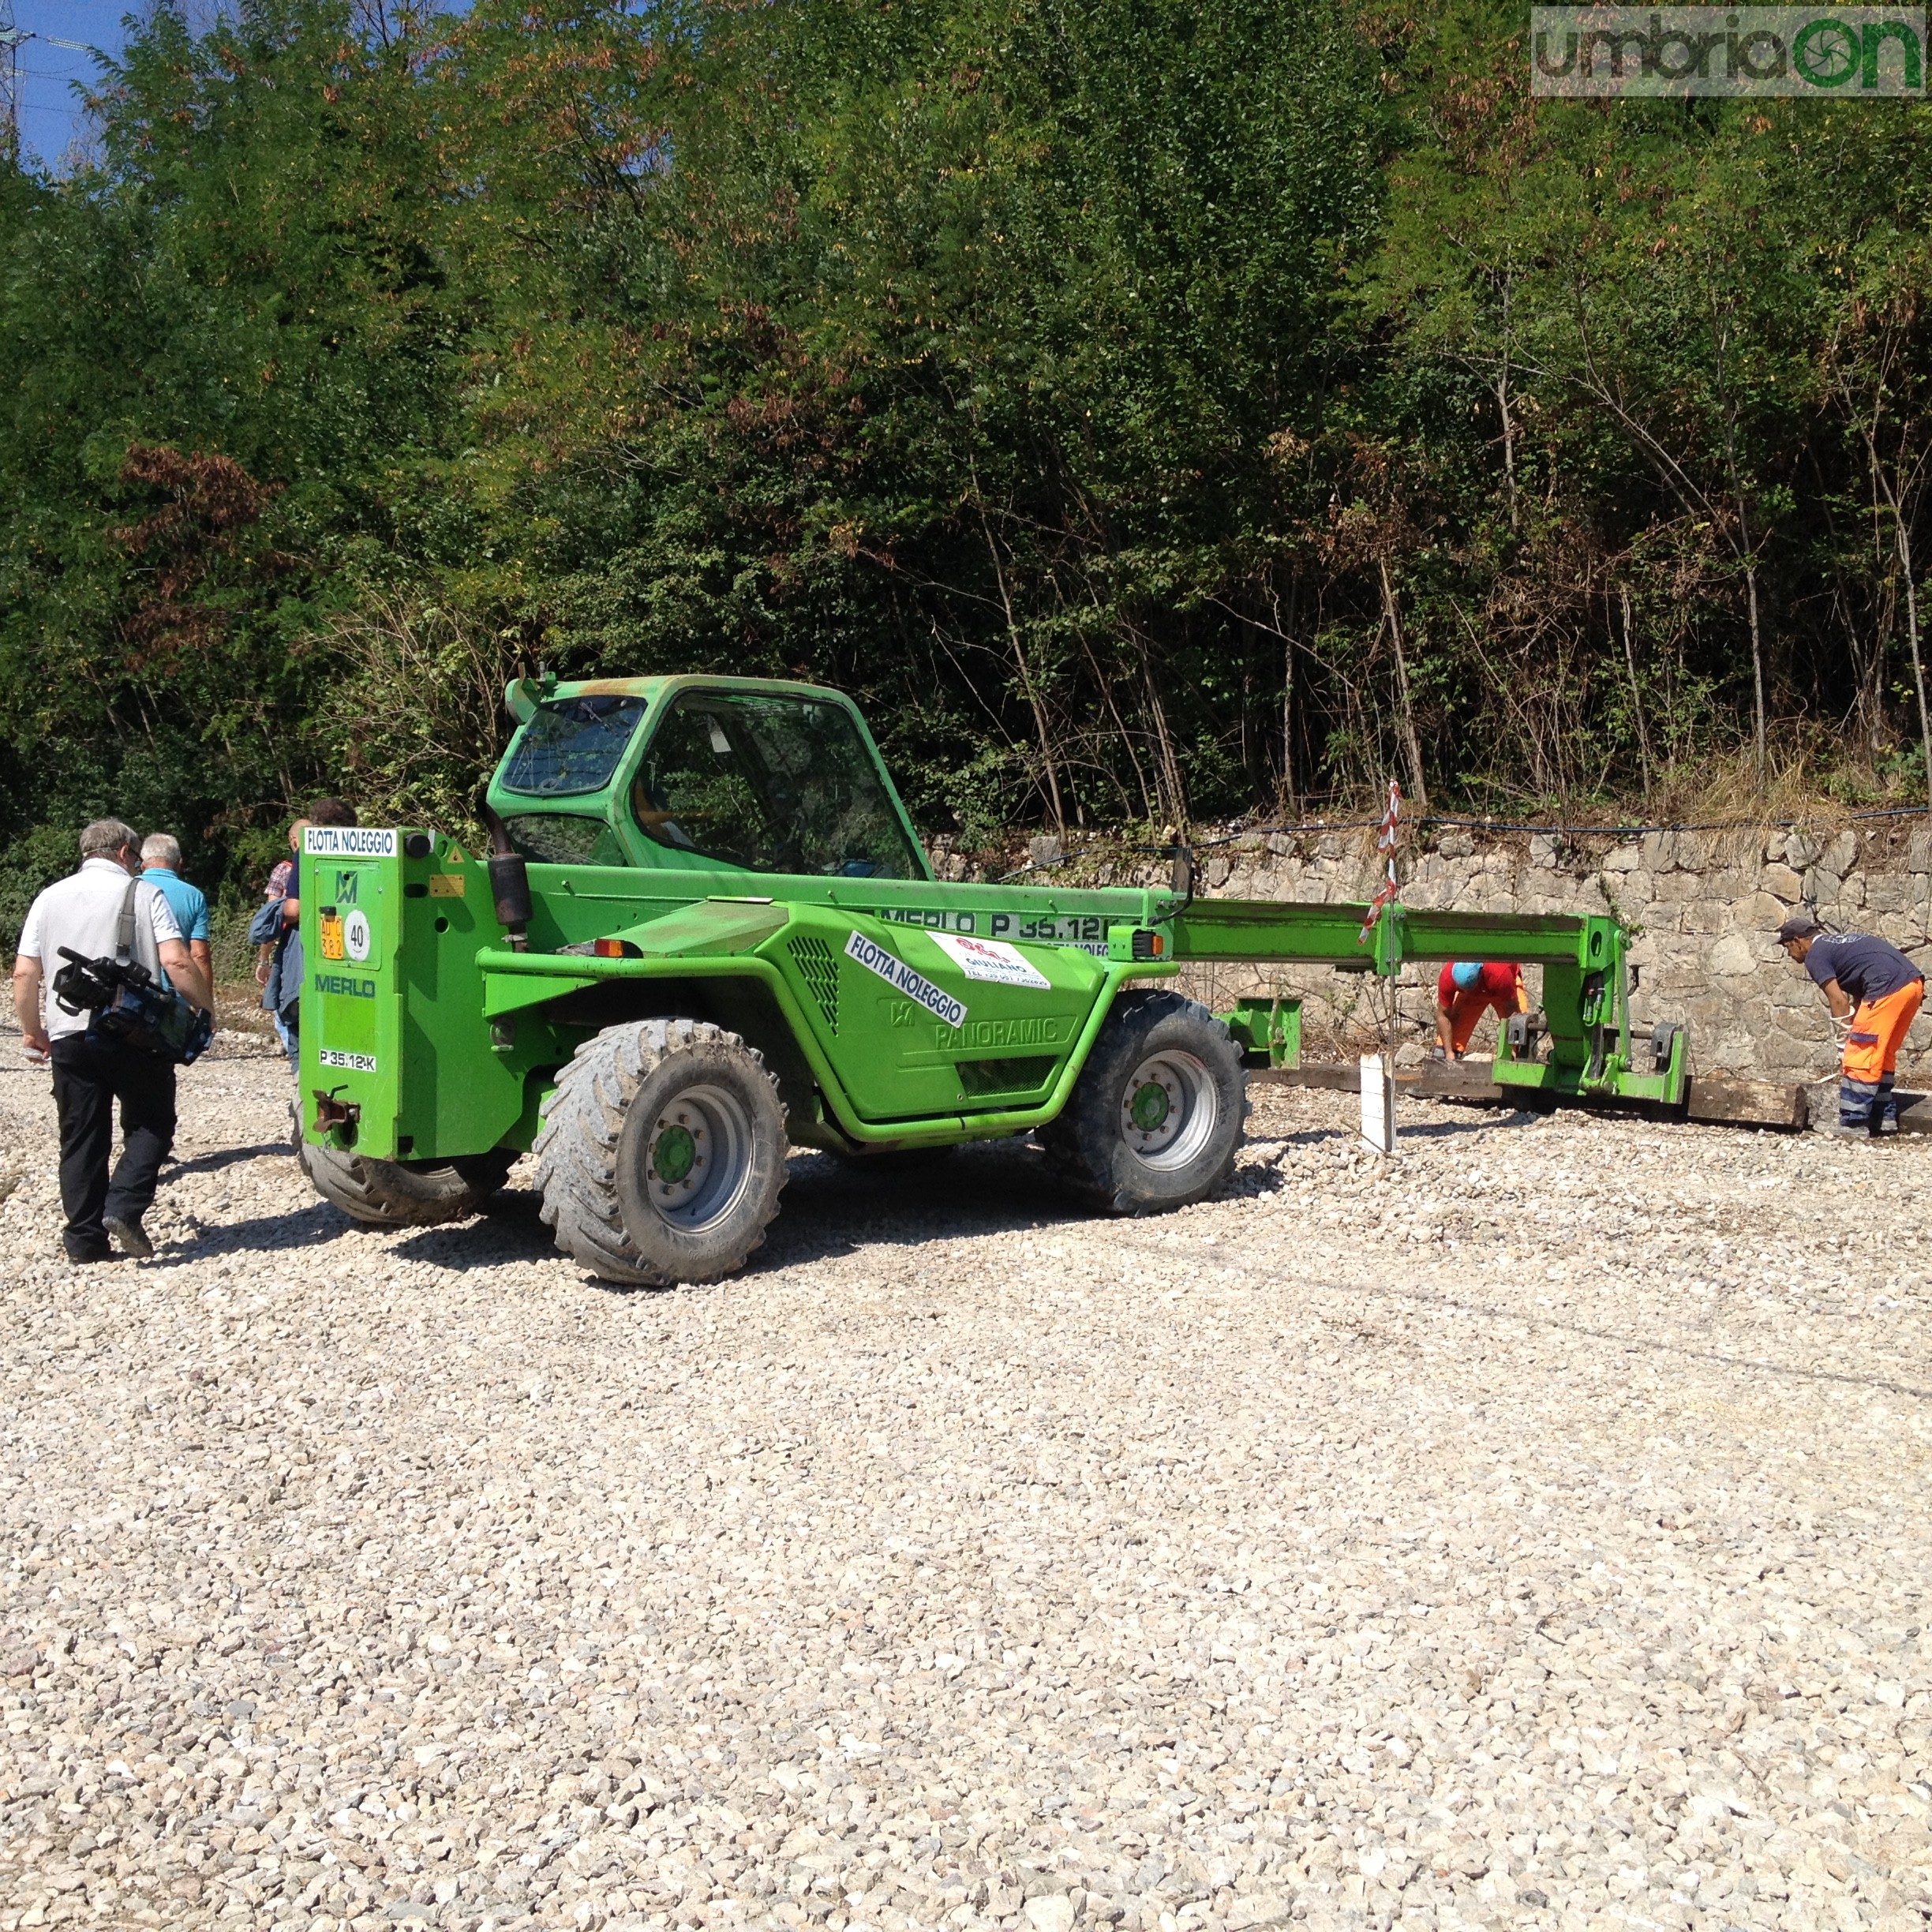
left=148, top=1200, right=343, bottom=1265
left=166, top=1141, right=291, bottom=1177
left=391, top=1193, right=558, bottom=1271
left=751, top=1140, right=1095, bottom=1273
left=160, top=1110, right=1552, bottom=1282
left=1395, top=1111, right=1544, bottom=1140
left=388, top=1116, right=1557, bottom=1283
left=754, top=1112, right=1537, bottom=1271
left=1250, top=1118, right=1541, bottom=1148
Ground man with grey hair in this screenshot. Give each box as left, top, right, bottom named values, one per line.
left=140, top=832, right=213, bottom=994
left=12, top=819, right=212, bottom=1263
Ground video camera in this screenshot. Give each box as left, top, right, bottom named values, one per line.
left=52, top=947, right=214, bottom=1065
left=52, top=945, right=142, bottom=1016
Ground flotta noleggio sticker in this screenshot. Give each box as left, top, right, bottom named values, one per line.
left=930, top=932, right=1051, bottom=990
left=305, top=826, right=399, bottom=857
left=844, top=930, right=968, bottom=1028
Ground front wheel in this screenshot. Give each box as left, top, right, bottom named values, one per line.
left=1041, top=990, right=1245, bottom=1213
left=533, top=1017, right=788, bottom=1286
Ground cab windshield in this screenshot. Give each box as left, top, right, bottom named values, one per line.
left=632, top=691, right=923, bottom=878
left=501, top=694, right=646, bottom=797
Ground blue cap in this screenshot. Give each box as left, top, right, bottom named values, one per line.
left=1451, top=961, right=1483, bottom=990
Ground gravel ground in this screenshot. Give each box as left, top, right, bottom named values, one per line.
left=3, top=1028, right=1932, bottom=1932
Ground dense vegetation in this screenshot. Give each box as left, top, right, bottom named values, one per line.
left=4, top=0, right=1932, bottom=935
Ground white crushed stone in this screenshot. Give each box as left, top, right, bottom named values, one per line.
left=2, top=1028, right=1931, bottom=1932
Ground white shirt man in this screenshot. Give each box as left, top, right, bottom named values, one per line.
left=11, top=819, right=211, bottom=1264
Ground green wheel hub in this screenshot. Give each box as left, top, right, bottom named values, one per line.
left=1119, top=1049, right=1219, bottom=1168
left=639, top=1083, right=756, bottom=1232
left=651, top=1122, right=697, bottom=1185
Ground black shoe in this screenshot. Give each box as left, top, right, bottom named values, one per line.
left=64, top=1241, right=114, bottom=1264
left=103, top=1215, right=154, bottom=1260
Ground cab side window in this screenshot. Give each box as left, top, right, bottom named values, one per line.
left=631, top=702, right=790, bottom=871
left=632, top=693, right=923, bottom=878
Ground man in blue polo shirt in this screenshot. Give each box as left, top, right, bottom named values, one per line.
left=140, top=833, right=213, bottom=996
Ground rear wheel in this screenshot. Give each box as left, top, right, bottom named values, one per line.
left=534, top=1017, right=787, bottom=1286
left=1041, top=990, right=1245, bottom=1213
left=299, top=1137, right=516, bottom=1227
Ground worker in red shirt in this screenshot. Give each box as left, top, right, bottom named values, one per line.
left=1433, top=960, right=1528, bottom=1060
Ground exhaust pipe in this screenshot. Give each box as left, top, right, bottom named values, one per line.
left=479, top=799, right=533, bottom=953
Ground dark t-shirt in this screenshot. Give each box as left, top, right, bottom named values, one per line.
left=1805, top=933, right=1923, bottom=1006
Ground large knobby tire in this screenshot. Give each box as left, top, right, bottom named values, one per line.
left=533, top=1017, right=788, bottom=1286
left=299, top=1136, right=517, bottom=1228
left=1041, top=990, right=1246, bottom=1214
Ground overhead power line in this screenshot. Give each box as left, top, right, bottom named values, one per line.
left=0, top=17, right=103, bottom=159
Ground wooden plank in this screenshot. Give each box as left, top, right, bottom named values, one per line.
left=1411, top=1065, right=1506, bottom=1103
left=1892, top=1092, right=1932, bottom=1134
left=1251, top=1061, right=1504, bottom=1100
left=1250, top=1062, right=1371, bottom=1094
left=1683, top=1073, right=1808, bottom=1130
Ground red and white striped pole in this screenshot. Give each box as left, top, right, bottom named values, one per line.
left=1357, top=781, right=1402, bottom=945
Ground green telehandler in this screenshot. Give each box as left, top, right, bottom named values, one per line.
left=293, top=674, right=1687, bottom=1283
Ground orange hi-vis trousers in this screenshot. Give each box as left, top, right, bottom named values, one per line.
left=1444, top=984, right=1530, bottom=1056
left=1839, top=977, right=1926, bottom=1131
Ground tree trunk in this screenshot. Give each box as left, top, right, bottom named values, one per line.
left=1376, top=557, right=1429, bottom=812
left=977, top=500, right=1065, bottom=834
left=1497, top=365, right=1518, bottom=536
left=1619, top=585, right=1652, bottom=804
left=1071, top=577, right=1155, bottom=823
left=1496, top=270, right=1519, bottom=537
left=1140, top=646, right=1188, bottom=829
left=1281, top=624, right=1297, bottom=819
left=1714, top=308, right=1766, bottom=791
left=1744, top=552, right=1766, bottom=789
left=1900, top=515, right=1932, bottom=814
left=1271, top=582, right=1299, bottom=818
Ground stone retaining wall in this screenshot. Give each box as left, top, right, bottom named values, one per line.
left=1185, top=818, right=1932, bottom=1080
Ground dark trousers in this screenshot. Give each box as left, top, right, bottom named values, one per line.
left=50, top=1035, right=177, bottom=1252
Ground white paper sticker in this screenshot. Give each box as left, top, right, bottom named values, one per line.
left=930, top=933, right=1051, bottom=990
left=304, top=826, right=399, bottom=857
left=317, top=1048, right=378, bottom=1073
left=343, top=909, right=373, bottom=963
left=844, top=930, right=968, bottom=1028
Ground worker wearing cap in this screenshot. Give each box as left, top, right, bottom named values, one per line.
left=1777, top=913, right=1926, bottom=1134
left=1433, top=960, right=1528, bottom=1060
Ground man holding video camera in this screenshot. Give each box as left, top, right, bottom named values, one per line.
left=11, top=819, right=212, bottom=1264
